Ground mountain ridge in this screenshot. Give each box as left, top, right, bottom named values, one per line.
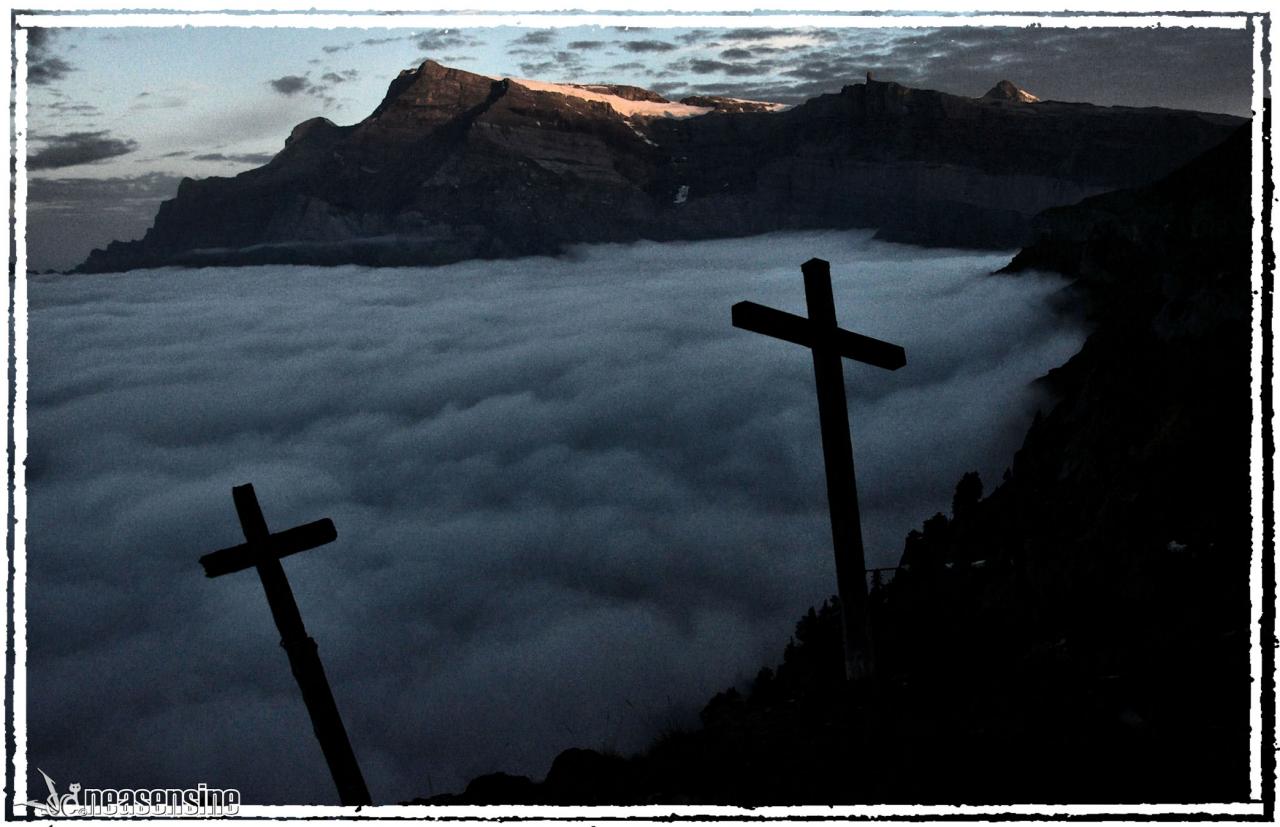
left=75, top=59, right=1243, bottom=273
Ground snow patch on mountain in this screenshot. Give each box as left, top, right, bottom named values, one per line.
left=507, top=76, right=714, bottom=119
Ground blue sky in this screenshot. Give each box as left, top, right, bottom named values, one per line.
left=21, top=14, right=1256, bottom=269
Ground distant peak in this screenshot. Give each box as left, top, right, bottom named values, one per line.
left=982, top=80, right=1040, bottom=103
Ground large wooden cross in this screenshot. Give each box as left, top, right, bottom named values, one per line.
left=732, top=258, right=906, bottom=682
left=199, top=483, right=373, bottom=806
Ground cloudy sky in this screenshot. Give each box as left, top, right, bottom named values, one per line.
left=26, top=230, right=1084, bottom=804
left=20, top=13, right=1255, bottom=271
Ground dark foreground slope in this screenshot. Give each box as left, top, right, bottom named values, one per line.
left=413, top=123, right=1260, bottom=805
left=77, top=61, right=1240, bottom=272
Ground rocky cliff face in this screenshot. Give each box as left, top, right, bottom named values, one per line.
left=77, top=60, right=1243, bottom=273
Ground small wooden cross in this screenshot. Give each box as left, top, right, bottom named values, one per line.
left=199, top=483, right=372, bottom=806
left=733, top=258, right=906, bottom=682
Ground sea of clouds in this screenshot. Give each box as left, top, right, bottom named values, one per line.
left=25, top=230, right=1082, bottom=804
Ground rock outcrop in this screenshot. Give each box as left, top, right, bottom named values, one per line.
left=77, top=60, right=1242, bottom=272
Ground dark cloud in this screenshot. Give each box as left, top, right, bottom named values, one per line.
left=29, top=55, right=73, bottom=85
left=686, top=59, right=733, bottom=75
left=780, top=55, right=862, bottom=83
left=807, top=29, right=842, bottom=43
left=416, top=29, right=476, bottom=52
left=45, top=101, right=99, bottom=117
left=622, top=40, right=678, bottom=53
left=263, top=72, right=337, bottom=108
left=518, top=61, right=557, bottom=77
left=192, top=152, right=275, bottom=164
left=509, top=33, right=589, bottom=80
left=720, top=48, right=754, bottom=60
left=318, top=34, right=436, bottom=55
left=321, top=69, right=359, bottom=85
left=774, top=26, right=1253, bottom=114
left=25, top=28, right=75, bottom=86
left=725, top=63, right=775, bottom=77
left=25, top=230, right=1081, bottom=801
left=711, top=27, right=837, bottom=47
left=679, top=58, right=774, bottom=77
left=513, top=30, right=557, bottom=46
left=567, top=40, right=606, bottom=50
left=675, top=29, right=711, bottom=45
left=27, top=171, right=180, bottom=210
left=722, top=27, right=792, bottom=41
left=28, top=130, right=139, bottom=170
left=268, top=75, right=311, bottom=96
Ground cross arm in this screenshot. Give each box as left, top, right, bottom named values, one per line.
left=731, top=301, right=906, bottom=371
left=199, top=518, right=338, bottom=578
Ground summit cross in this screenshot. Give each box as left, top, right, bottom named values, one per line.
left=198, top=483, right=372, bottom=806
left=732, top=258, right=906, bottom=682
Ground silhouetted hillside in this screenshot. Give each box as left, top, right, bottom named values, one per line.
left=410, top=118, right=1260, bottom=805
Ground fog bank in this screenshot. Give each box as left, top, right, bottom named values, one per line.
left=26, top=230, right=1082, bottom=803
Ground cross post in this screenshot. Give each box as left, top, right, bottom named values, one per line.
left=732, top=258, right=906, bottom=682
left=199, top=483, right=372, bottom=806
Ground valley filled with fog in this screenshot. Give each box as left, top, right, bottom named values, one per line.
left=25, top=230, right=1083, bottom=803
